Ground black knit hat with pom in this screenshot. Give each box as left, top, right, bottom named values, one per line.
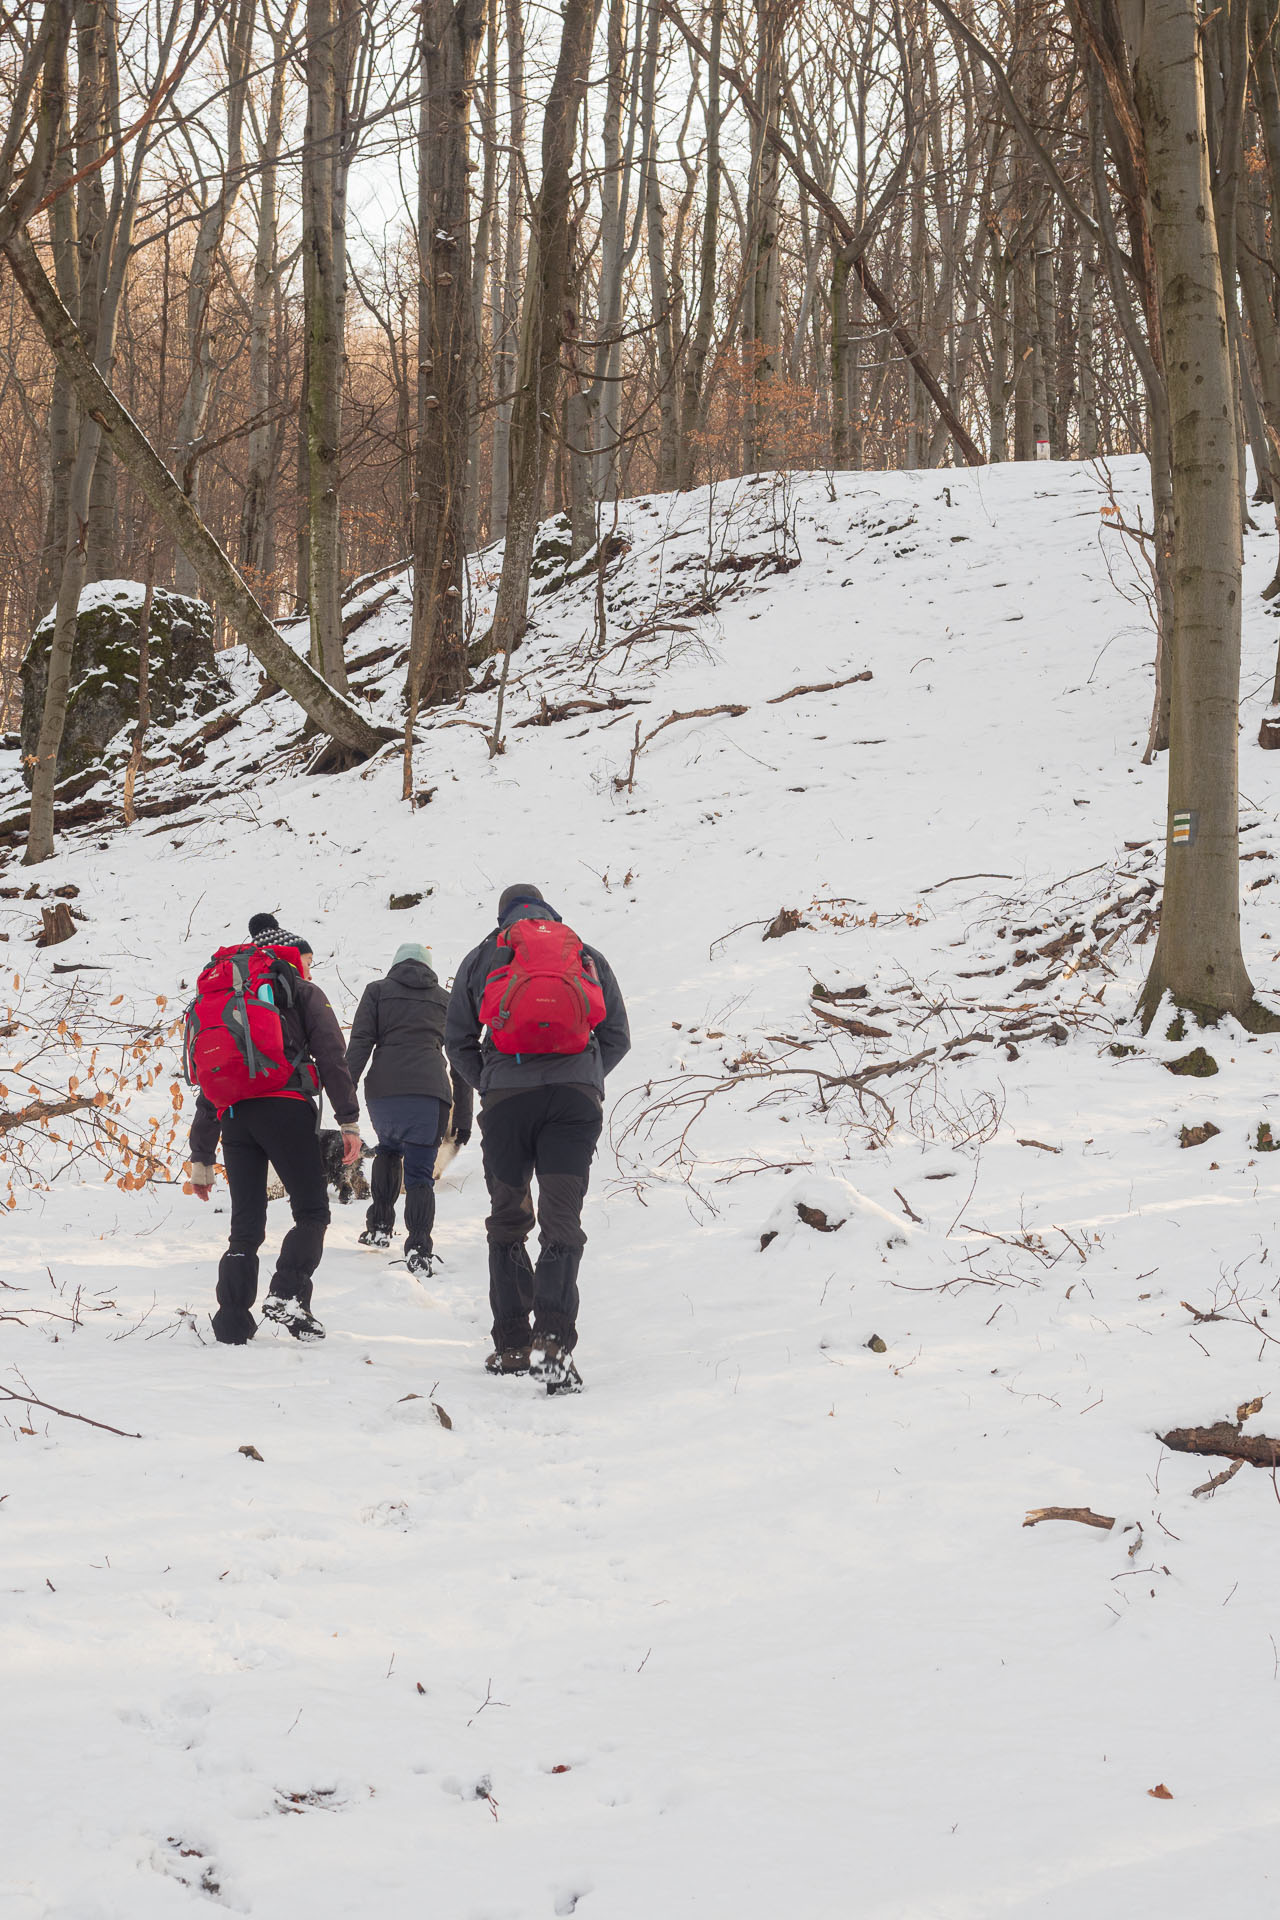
left=248, top=911, right=312, bottom=955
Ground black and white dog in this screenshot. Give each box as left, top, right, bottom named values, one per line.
left=268, top=1124, right=460, bottom=1206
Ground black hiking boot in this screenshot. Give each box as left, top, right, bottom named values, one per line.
left=530, top=1336, right=582, bottom=1394
left=358, top=1226, right=392, bottom=1249
left=485, top=1345, right=532, bottom=1376
left=262, top=1294, right=326, bottom=1342
left=406, top=1247, right=434, bottom=1279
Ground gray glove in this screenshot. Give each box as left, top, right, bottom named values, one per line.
left=190, top=1162, right=216, bottom=1187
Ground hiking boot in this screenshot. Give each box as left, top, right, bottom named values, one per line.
left=358, top=1227, right=392, bottom=1249
left=485, top=1345, right=531, bottom=1375
left=406, top=1247, right=434, bottom=1279
left=530, top=1336, right=582, bottom=1395
left=262, top=1295, right=326, bottom=1342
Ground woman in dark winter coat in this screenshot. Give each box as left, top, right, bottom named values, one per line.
left=346, top=942, right=473, bottom=1275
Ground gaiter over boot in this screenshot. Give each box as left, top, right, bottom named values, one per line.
left=404, top=1183, right=436, bottom=1274
left=488, top=1240, right=536, bottom=1351
left=530, top=1242, right=583, bottom=1351
left=364, top=1148, right=402, bottom=1241
left=213, top=1247, right=260, bottom=1345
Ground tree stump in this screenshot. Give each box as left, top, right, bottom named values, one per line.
left=37, top=902, right=76, bottom=947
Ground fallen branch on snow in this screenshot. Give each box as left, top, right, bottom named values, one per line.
left=1159, top=1422, right=1280, bottom=1468
left=615, top=704, right=749, bottom=793
left=1192, top=1459, right=1244, bottom=1498
left=1022, top=1506, right=1115, bottom=1530
left=766, top=670, right=872, bottom=704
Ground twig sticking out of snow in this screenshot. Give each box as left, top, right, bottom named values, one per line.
left=1, top=1375, right=141, bottom=1438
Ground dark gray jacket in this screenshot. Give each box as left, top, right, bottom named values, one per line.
left=347, top=959, right=474, bottom=1131
left=445, top=902, right=630, bottom=1099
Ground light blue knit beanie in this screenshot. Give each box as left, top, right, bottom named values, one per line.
left=393, top=942, right=432, bottom=967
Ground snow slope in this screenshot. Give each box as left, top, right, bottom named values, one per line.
left=4, top=457, right=1280, bottom=1918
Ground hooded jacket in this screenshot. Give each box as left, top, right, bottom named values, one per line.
left=347, top=957, right=474, bottom=1130
left=444, top=901, right=630, bottom=1099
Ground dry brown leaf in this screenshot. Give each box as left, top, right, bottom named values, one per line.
left=1148, top=1783, right=1173, bottom=1800
left=1237, top=1397, right=1265, bottom=1422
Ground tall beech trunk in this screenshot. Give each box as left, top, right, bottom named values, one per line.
left=240, top=0, right=293, bottom=596
left=478, top=0, right=602, bottom=665
left=678, top=0, right=721, bottom=487
left=173, top=0, right=253, bottom=596
left=641, top=0, right=677, bottom=489
left=592, top=0, right=637, bottom=502
left=744, top=0, right=785, bottom=470
left=302, top=0, right=352, bottom=692
left=5, top=233, right=386, bottom=762
left=490, top=0, right=525, bottom=539
left=406, top=0, right=486, bottom=777
left=465, top=0, right=500, bottom=555
left=25, top=421, right=99, bottom=864
left=1134, top=0, right=1254, bottom=1027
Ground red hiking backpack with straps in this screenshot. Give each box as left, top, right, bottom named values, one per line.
left=183, top=943, right=319, bottom=1112
left=480, top=919, right=607, bottom=1056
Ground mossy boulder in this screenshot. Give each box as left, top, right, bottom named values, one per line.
left=530, top=516, right=574, bottom=586
left=20, top=582, right=222, bottom=788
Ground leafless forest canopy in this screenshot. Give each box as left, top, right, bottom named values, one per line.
left=3, top=0, right=1215, bottom=717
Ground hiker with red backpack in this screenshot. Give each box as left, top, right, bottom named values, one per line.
left=444, top=883, right=630, bottom=1392
left=186, top=912, right=361, bottom=1345
left=346, top=940, right=473, bottom=1276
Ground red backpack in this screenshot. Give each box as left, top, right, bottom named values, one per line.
left=480, top=919, right=607, bottom=1056
left=183, top=943, right=319, bottom=1112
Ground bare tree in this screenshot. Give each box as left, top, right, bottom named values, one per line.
left=478, top=0, right=604, bottom=664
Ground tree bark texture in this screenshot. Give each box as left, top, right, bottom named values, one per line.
left=1134, top=0, right=1254, bottom=1025
left=302, top=0, right=352, bottom=691
left=408, top=0, right=486, bottom=753
left=480, top=0, right=603, bottom=664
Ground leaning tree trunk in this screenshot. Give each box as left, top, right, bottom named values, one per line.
left=5, top=232, right=386, bottom=760
left=405, top=0, right=486, bottom=780
left=1135, top=0, right=1255, bottom=1027
left=477, top=0, right=602, bottom=665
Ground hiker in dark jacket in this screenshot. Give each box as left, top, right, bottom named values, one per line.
left=346, top=941, right=473, bottom=1275
left=189, top=913, right=361, bottom=1346
left=445, top=883, right=630, bottom=1391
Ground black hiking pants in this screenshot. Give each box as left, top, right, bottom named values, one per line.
left=213, top=1096, right=330, bottom=1344
left=478, top=1086, right=601, bottom=1352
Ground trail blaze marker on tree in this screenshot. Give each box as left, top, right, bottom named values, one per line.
left=1172, top=811, right=1196, bottom=847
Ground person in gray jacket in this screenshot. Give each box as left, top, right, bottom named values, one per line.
left=346, top=942, right=473, bottom=1275
left=445, top=884, right=630, bottom=1391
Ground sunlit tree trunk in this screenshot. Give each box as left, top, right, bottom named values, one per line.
left=1135, top=0, right=1255, bottom=1026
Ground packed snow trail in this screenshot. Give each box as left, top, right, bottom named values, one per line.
left=4, top=459, right=1280, bottom=1916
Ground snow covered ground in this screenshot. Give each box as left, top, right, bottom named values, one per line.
left=4, top=457, right=1280, bottom=1916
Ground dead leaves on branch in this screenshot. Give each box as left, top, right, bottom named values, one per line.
left=0, top=975, right=186, bottom=1203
